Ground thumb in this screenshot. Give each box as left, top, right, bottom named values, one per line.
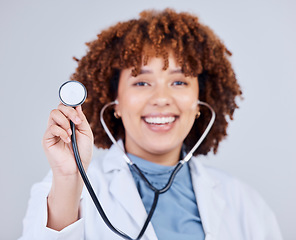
left=74, top=105, right=91, bottom=132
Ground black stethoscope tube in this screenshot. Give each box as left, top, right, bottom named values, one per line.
left=130, top=163, right=183, bottom=194
left=70, top=121, right=183, bottom=240
left=60, top=81, right=215, bottom=239
left=70, top=121, right=131, bottom=239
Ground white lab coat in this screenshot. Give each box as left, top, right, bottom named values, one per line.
left=19, top=141, right=283, bottom=240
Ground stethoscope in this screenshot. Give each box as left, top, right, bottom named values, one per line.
left=59, top=80, right=216, bottom=240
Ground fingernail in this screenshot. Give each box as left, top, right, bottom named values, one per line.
left=75, top=117, right=82, bottom=124
left=77, top=105, right=82, bottom=111
left=66, top=137, right=71, bottom=143
left=67, top=129, right=72, bottom=135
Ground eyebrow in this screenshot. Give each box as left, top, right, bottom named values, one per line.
left=169, top=68, right=183, bottom=74
left=138, top=68, right=183, bottom=75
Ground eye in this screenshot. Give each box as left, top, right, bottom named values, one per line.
left=133, top=81, right=149, bottom=87
left=172, top=81, right=187, bottom=86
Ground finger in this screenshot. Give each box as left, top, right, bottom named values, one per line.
left=44, top=125, right=71, bottom=144
left=48, top=109, right=72, bottom=136
left=76, top=105, right=88, bottom=124
left=73, top=105, right=92, bottom=132
left=57, top=103, right=82, bottom=125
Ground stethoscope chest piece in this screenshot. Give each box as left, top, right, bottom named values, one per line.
left=59, top=80, right=87, bottom=107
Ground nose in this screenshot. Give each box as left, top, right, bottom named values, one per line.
left=150, top=84, right=173, bottom=107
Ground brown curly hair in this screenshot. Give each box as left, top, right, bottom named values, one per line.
left=71, top=8, right=242, bottom=156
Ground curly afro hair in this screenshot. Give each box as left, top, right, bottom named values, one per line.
left=71, top=8, right=242, bottom=156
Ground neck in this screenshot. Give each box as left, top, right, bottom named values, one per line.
left=125, top=143, right=182, bottom=166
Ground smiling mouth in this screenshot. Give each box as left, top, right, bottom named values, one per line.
left=143, top=116, right=177, bottom=125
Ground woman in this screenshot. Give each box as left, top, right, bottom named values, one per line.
left=20, top=9, right=282, bottom=240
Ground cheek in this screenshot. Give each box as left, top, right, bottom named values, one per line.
left=176, top=80, right=199, bottom=112
left=117, top=92, right=145, bottom=116
left=175, top=93, right=198, bottom=113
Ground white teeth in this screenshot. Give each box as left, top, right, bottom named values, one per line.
left=144, top=116, right=175, bottom=124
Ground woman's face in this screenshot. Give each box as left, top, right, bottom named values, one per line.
left=116, top=54, right=199, bottom=165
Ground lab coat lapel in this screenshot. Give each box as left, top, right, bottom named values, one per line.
left=109, top=167, right=148, bottom=226
left=102, top=141, right=157, bottom=239
left=189, top=159, right=226, bottom=240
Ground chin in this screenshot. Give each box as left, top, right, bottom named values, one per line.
left=144, top=142, right=181, bottom=155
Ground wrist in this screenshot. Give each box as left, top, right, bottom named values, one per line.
left=50, top=173, right=84, bottom=197
left=47, top=174, right=84, bottom=230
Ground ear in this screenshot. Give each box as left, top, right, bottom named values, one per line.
left=196, top=100, right=200, bottom=113
left=196, top=105, right=200, bottom=114
left=195, top=100, right=201, bottom=117
left=114, top=99, right=121, bottom=117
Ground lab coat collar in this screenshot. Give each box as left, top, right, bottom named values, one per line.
left=102, top=140, right=157, bottom=239
left=102, top=140, right=225, bottom=240
left=102, top=139, right=127, bottom=173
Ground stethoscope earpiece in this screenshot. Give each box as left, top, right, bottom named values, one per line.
left=59, top=80, right=87, bottom=107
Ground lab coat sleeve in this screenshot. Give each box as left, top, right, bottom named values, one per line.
left=237, top=180, right=283, bottom=240
left=18, top=171, right=85, bottom=240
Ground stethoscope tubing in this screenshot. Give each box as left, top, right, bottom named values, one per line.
left=70, top=119, right=184, bottom=239
left=70, top=99, right=216, bottom=240
left=130, top=162, right=184, bottom=194
left=70, top=121, right=133, bottom=239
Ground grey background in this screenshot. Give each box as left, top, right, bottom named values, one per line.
left=0, top=0, right=295, bottom=239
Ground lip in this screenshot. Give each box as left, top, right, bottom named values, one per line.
left=141, top=113, right=178, bottom=132
left=142, top=112, right=178, bottom=118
